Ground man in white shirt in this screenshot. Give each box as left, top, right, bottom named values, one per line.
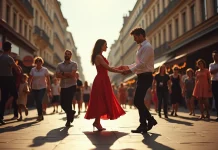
left=120, top=28, right=157, bottom=133
left=209, top=50, right=218, bottom=121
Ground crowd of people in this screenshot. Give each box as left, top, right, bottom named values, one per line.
left=0, top=27, right=217, bottom=134
left=112, top=51, right=218, bottom=121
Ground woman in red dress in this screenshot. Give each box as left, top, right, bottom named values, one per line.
left=84, top=39, right=125, bottom=131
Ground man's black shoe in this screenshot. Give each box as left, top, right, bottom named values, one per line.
left=131, top=125, right=147, bottom=133
left=147, top=117, right=157, bottom=131
left=0, top=119, right=6, bottom=125
left=71, top=110, right=76, bottom=123
left=65, top=121, right=71, bottom=127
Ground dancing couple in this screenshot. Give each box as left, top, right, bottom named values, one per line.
left=84, top=27, right=157, bottom=133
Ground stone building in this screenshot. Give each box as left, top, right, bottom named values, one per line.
left=108, top=0, right=218, bottom=85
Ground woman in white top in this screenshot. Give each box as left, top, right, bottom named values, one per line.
left=29, top=57, right=51, bottom=122
left=82, top=81, right=91, bottom=111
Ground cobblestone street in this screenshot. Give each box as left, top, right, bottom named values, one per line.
left=0, top=107, right=217, bottom=150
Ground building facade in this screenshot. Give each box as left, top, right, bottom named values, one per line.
left=66, top=31, right=85, bottom=82
left=0, top=0, right=85, bottom=79
left=108, top=0, right=218, bottom=85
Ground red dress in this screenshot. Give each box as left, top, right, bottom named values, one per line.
left=84, top=55, right=125, bottom=120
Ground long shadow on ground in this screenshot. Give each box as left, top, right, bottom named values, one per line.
left=29, top=127, right=70, bottom=147
left=143, top=132, right=175, bottom=150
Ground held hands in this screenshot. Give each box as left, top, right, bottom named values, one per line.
left=116, top=66, right=131, bottom=75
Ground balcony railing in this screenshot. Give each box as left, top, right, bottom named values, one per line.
left=38, top=0, right=53, bottom=23
left=154, top=43, right=170, bottom=58
left=54, top=33, right=65, bottom=49
left=18, top=0, right=34, bottom=17
left=34, top=26, right=50, bottom=44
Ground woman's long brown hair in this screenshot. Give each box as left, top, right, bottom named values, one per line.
left=91, top=39, right=106, bottom=65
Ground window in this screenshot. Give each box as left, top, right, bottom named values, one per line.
left=24, top=24, right=27, bottom=38
left=175, top=18, right=179, bottom=38
left=163, top=0, right=165, bottom=9
left=142, top=20, right=145, bottom=29
left=154, top=36, right=156, bottom=48
left=163, top=28, right=166, bottom=43
left=19, top=17, right=23, bottom=34
left=191, top=5, right=196, bottom=28
left=169, top=24, right=172, bottom=41
left=182, top=12, right=187, bottom=33
left=35, top=10, right=38, bottom=25
left=29, top=27, right=32, bottom=41
left=215, top=0, right=218, bottom=13
left=40, top=16, right=42, bottom=28
left=13, top=12, right=17, bottom=29
left=158, top=32, right=161, bottom=46
left=6, top=5, right=10, bottom=23
left=157, top=3, right=160, bottom=15
left=201, top=0, right=207, bottom=21
left=153, top=7, right=156, bottom=21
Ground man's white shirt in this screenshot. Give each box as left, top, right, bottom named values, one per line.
left=128, top=40, right=154, bottom=74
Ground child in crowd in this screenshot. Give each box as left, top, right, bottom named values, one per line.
left=51, top=78, right=61, bottom=113
left=17, top=74, right=30, bottom=121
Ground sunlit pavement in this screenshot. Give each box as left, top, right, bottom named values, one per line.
left=0, top=106, right=217, bottom=150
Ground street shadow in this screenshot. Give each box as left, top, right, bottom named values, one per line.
left=23, top=116, right=38, bottom=122
left=29, top=127, right=69, bottom=147
left=142, top=133, right=175, bottom=150
left=176, top=115, right=199, bottom=121
left=0, top=121, right=38, bottom=133
left=166, top=117, right=193, bottom=126
left=83, top=131, right=128, bottom=150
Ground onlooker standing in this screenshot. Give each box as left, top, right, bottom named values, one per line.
left=209, top=50, right=218, bottom=121
left=183, top=68, right=195, bottom=116
left=29, top=56, right=51, bottom=122
left=82, top=81, right=91, bottom=112
left=51, top=78, right=61, bottom=113
left=0, top=42, right=21, bottom=125
left=153, top=65, right=171, bottom=118
left=17, top=74, right=30, bottom=121
left=56, top=50, right=77, bottom=127
left=170, top=67, right=183, bottom=117
left=193, top=59, right=212, bottom=119
left=119, top=83, right=127, bottom=109
left=73, top=72, right=83, bottom=115
left=127, top=85, right=135, bottom=109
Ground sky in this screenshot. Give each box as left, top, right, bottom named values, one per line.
left=61, top=0, right=137, bottom=83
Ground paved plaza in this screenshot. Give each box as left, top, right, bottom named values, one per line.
left=0, top=107, right=217, bottom=150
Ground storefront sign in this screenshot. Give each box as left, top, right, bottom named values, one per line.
left=23, top=55, right=34, bottom=67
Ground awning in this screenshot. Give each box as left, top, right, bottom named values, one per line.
left=154, top=55, right=173, bottom=69
left=124, top=74, right=137, bottom=82
left=166, top=53, right=187, bottom=65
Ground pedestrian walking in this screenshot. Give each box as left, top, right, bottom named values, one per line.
left=82, top=81, right=91, bottom=112
left=170, top=66, right=183, bottom=117
left=193, top=59, right=212, bottom=119
left=153, top=65, right=171, bottom=118
left=72, top=72, right=83, bottom=115
left=17, top=74, right=30, bottom=121
left=29, top=56, right=51, bottom=122
left=0, top=41, right=21, bottom=125
left=127, top=85, right=135, bottom=109
left=51, top=78, right=61, bottom=113
left=119, top=28, right=157, bottom=133
left=209, top=50, right=218, bottom=121
left=183, top=68, right=195, bottom=116
left=56, top=50, right=77, bottom=127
